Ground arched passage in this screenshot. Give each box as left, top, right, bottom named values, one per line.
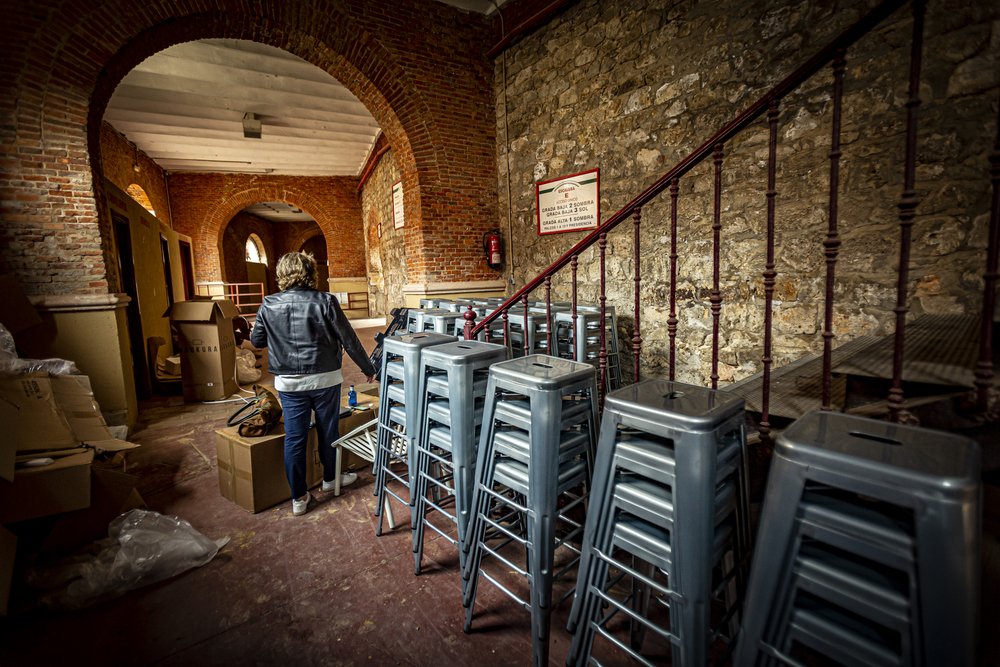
left=4, top=0, right=497, bottom=300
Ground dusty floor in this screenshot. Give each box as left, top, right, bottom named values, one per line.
left=0, top=321, right=656, bottom=666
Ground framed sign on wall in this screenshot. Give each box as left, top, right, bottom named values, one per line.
left=392, top=180, right=404, bottom=229
left=536, top=168, right=599, bottom=235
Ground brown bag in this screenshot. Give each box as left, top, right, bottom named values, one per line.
left=227, top=384, right=283, bottom=437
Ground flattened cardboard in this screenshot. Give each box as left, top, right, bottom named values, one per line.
left=0, top=372, right=77, bottom=452
left=215, top=424, right=322, bottom=513
left=0, top=273, right=42, bottom=335
left=0, top=449, right=94, bottom=524
left=40, top=467, right=139, bottom=558
left=49, top=374, right=116, bottom=443
left=0, top=397, right=17, bottom=482
left=0, top=526, right=15, bottom=616
left=166, top=299, right=239, bottom=402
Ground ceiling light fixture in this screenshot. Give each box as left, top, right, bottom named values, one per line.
left=243, top=112, right=262, bottom=139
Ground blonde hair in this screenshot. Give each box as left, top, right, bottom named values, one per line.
left=276, top=252, right=318, bottom=291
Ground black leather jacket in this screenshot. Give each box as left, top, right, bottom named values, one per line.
left=250, top=287, right=377, bottom=378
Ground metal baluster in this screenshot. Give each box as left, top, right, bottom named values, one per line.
left=761, top=100, right=780, bottom=448
left=711, top=143, right=724, bottom=390
left=463, top=304, right=476, bottom=341
left=669, top=178, right=679, bottom=381
left=975, top=89, right=1000, bottom=411
left=571, top=255, right=578, bottom=318
left=632, top=207, right=642, bottom=384
left=599, top=232, right=608, bottom=407
left=522, top=294, right=530, bottom=357
left=889, top=0, right=926, bottom=421
left=822, top=49, right=847, bottom=411
left=503, top=307, right=510, bottom=351
left=545, top=274, right=553, bottom=355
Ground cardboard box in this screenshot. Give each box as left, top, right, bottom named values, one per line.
left=0, top=449, right=94, bottom=524
left=166, top=299, right=240, bottom=402
left=0, top=371, right=77, bottom=452
left=215, top=423, right=322, bottom=513
left=163, top=355, right=182, bottom=376
left=40, top=467, right=139, bottom=558
left=0, top=526, right=15, bottom=616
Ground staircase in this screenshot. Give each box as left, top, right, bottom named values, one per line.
left=466, top=0, right=1000, bottom=447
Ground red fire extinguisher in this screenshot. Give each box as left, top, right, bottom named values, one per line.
left=484, top=231, right=502, bottom=270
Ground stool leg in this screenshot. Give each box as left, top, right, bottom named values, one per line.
left=527, top=390, right=564, bottom=667
left=630, top=556, right=655, bottom=651
left=733, top=452, right=809, bottom=667
left=914, top=497, right=980, bottom=666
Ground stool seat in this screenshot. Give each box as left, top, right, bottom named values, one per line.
left=488, top=354, right=595, bottom=390
left=493, top=396, right=592, bottom=430
left=605, top=379, right=745, bottom=430
left=494, top=428, right=589, bottom=466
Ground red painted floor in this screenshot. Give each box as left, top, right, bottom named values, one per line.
left=0, top=321, right=664, bottom=666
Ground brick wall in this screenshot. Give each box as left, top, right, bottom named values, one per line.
left=167, top=173, right=366, bottom=282
left=1, top=0, right=498, bottom=297
left=360, top=142, right=405, bottom=315
left=221, top=211, right=277, bottom=293
left=99, top=122, right=171, bottom=226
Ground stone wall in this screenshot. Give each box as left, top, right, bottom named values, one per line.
left=495, top=0, right=1000, bottom=386
left=360, top=145, right=405, bottom=316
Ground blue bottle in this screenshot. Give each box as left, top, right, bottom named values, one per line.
left=348, top=385, right=357, bottom=407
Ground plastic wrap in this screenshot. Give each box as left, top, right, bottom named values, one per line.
left=0, top=322, right=79, bottom=375
left=26, top=509, right=229, bottom=610
left=236, top=347, right=261, bottom=384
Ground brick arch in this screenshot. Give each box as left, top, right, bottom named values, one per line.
left=4, top=0, right=496, bottom=298
left=292, top=229, right=325, bottom=255
left=82, top=6, right=450, bottom=288
left=206, top=184, right=351, bottom=282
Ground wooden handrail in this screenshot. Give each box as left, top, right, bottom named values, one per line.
left=472, top=0, right=909, bottom=336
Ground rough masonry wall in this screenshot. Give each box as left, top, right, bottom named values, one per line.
left=360, top=148, right=405, bottom=316
left=167, top=173, right=365, bottom=283
left=496, top=0, right=1000, bottom=386
left=1, top=0, right=498, bottom=299
left=99, top=122, right=171, bottom=225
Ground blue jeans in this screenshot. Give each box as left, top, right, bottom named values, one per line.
left=278, top=385, right=342, bottom=499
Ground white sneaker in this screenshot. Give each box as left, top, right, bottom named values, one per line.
left=292, top=492, right=312, bottom=516
left=322, top=472, right=357, bottom=492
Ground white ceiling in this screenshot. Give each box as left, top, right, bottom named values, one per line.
left=105, top=39, right=380, bottom=176
left=242, top=202, right=316, bottom=223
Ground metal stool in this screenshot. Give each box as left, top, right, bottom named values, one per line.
left=463, top=355, right=600, bottom=667
left=422, top=311, right=464, bottom=336
left=568, top=379, right=751, bottom=667
left=733, top=410, right=980, bottom=667
left=373, top=332, right=456, bottom=536
left=412, top=340, right=508, bottom=579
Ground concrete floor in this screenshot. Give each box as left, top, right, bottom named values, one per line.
left=0, top=321, right=659, bottom=666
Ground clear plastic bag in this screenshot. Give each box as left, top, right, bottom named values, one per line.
left=26, top=509, right=229, bottom=610
left=0, top=322, right=79, bottom=375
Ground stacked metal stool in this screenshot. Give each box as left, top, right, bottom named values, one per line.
left=733, top=410, right=980, bottom=667
left=373, top=331, right=456, bottom=536
left=567, top=379, right=752, bottom=667
left=405, top=308, right=448, bottom=333
left=421, top=310, right=465, bottom=337
left=576, top=304, right=623, bottom=390
left=463, top=355, right=600, bottom=667
left=411, top=340, right=508, bottom=580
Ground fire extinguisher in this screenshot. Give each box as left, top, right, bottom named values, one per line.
left=484, top=231, right=502, bottom=270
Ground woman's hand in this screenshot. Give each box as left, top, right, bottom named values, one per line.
left=366, top=374, right=377, bottom=383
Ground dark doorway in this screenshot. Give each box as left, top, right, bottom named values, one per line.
left=178, top=240, right=195, bottom=300
left=160, top=235, right=175, bottom=307
left=113, top=212, right=151, bottom=400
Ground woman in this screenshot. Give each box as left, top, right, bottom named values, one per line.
left=250, top=252, right=377, bottom=515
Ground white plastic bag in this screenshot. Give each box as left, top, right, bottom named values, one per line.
left=236, top=347, right=261, bottom=383
left=0, top=322, right=79, bottom=375
left=26, top=509, right=229, bottom=610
